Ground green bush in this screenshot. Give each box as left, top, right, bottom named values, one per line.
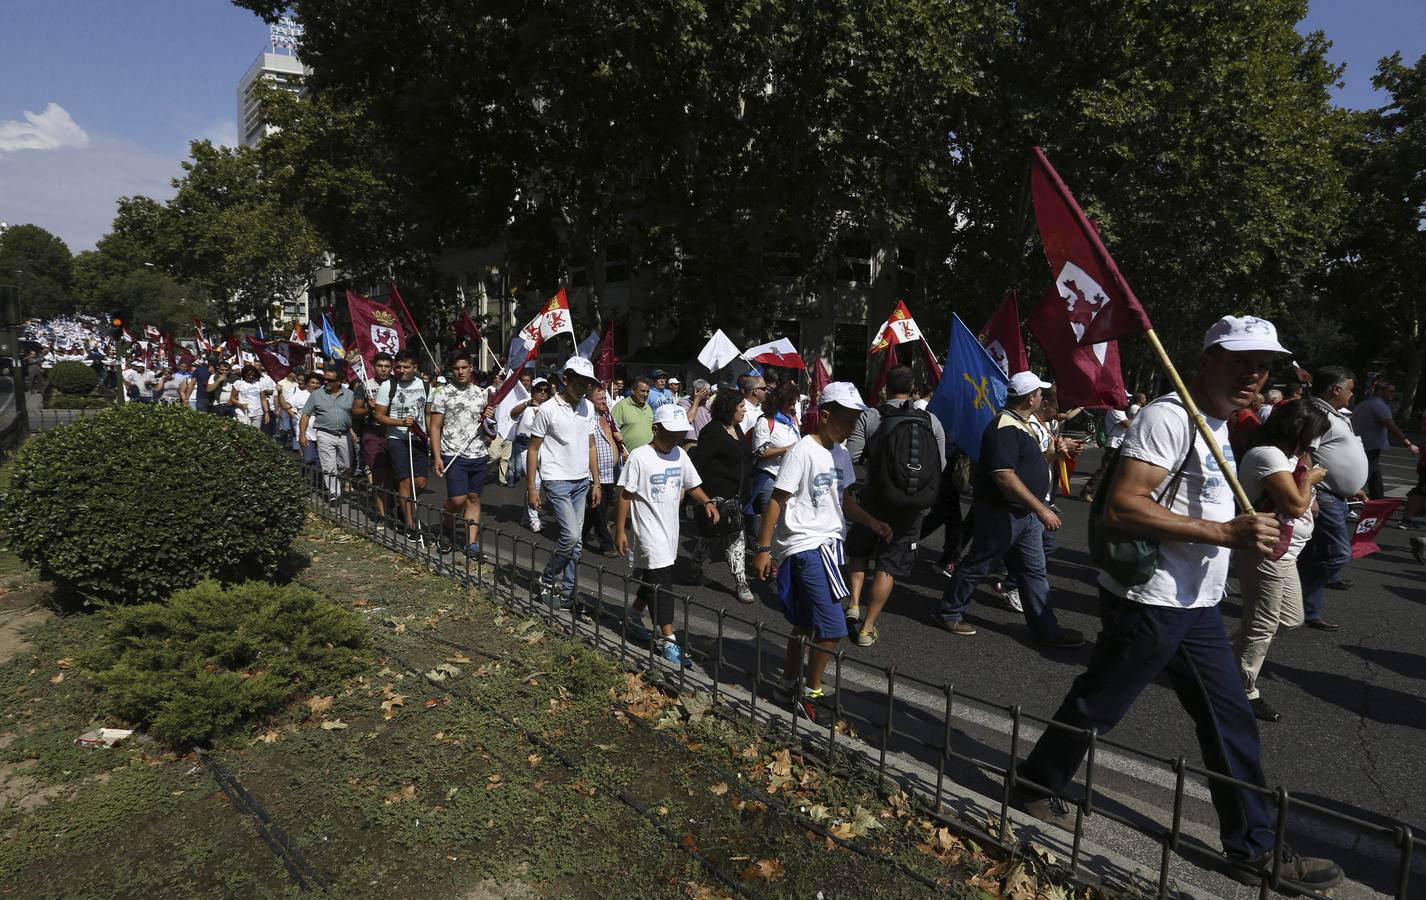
left=84, top=580, right=368, bottom=747
left=4, top=403, right=306, bottom=602
left=49, top=360, right=99, bottom=395
left=44, top=394, right=114, bottom=410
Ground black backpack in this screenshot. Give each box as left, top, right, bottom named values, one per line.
left=864, top=402, right=941, bottom=511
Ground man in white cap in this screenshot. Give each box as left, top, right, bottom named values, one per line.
left=527, top=356, right=601, bottom=607
left=615, top=403, right=720, bottom=666
left=1012, top=316, right=1343, bottom=892
left=936, top=370, right=1084, bottom=648
left=752, top=382, right=891, bottom=720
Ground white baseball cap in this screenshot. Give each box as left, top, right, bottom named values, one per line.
left=818, top=381, right=867, bottom=411
left=562, top=355, right=596, bottom=381
left=668, top=376, right=681, bottom=385
left=531, top=376, right=550, bottom=389
left=1202, top=316, right=1290, bottom=354
left=652, top=403, right=695, bottom=433
left=1008, top=371, right=1051, bottom=396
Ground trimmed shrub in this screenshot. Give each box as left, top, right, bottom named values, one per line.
left=44, top=394, right=114, bottom=410
left=84, top=580, right=368, bottom=747
left=4, top=403, right=306, bottom=602
left=49, top=360, right=99, bottom=395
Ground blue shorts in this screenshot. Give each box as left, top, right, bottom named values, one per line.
left=388, top=435, right=430, bottom=480
left=776, top=544, right=850, bottom=640
left=444, top=455, right=489, bottom=498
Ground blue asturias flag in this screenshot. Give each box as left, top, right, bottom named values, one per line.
left=320, top=315, right=345, bottom=361
left=927, top=313, right=1009, bottom=462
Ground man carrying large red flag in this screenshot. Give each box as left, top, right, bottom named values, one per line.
left=348, top=289, right=407, bottom=371
left=1025, top=285, right=1127, bottom=411
left=246, top=336, right=309, bottom=381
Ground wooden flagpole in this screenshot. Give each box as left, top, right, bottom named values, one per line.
left=1143, top=328, right=1255, bottom=514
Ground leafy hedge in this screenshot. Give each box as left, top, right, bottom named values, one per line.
left=4, top=403, right=306, bottom=602
left=44, top=394, right=113, bottom=410
left=84, top=580, right=368, bottom=746
left=49, top=360, right=98, bottom=395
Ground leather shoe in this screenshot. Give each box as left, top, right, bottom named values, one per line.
left=1411, top=535, right=1426, bottom=565
left=1250, top=697, right=1280, bottom=722
left=1036, top=629, right=1085, bottom=649
left=1326, top=579, right=1352, bottom=591
left=1305, top=619, right=1341, bottom=631
left=936, top=618, right=977, bottom=636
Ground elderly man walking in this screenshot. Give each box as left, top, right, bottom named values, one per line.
left=1011, top=316, right=1343, bottom=893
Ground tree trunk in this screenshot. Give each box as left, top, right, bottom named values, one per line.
left=1399, top=306, right=1423, bottom=417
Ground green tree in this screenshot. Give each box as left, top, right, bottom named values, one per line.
left=0, top=224, right=74, bottom=319
left=1322, top=52, right=1426, bottom=413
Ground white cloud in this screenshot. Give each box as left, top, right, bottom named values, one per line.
left=0, top=102, right=90, bottom=153
left=199, top=118, right=240, bottom=149
left=0, top=135, right=180, bottom=251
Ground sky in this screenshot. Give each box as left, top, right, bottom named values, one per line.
left=1, top=1, right=1424, bottom=254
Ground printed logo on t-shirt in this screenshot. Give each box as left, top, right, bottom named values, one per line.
left=810, top=470, right=844, bottom=507
left=1200, top=443, right=1234, bottom=502
left=649, top=466, right=684, bottom=503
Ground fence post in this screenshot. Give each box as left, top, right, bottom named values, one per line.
left=1002, top=706, right=1020, bottom=844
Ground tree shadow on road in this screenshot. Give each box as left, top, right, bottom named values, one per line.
left=1266, top=660, right=1426, bottom=729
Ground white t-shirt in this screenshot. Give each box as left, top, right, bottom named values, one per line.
left=618, top=444, right=701, bottom=569
left=771, top=435, right=855, bottom=559
left=751, top=414, right=800, bottom=476
left=530, top=393, right=595, bottom=481
left=1099, top=395, right=1236, bottom=609
left=1105, top=408, right=1131, bottom=448
left=376, top=378, right=429, bottom=439
left=232, top=379, right=266, bottom=418
left=740, top=402, right=763, bottom=436
left=286, top=385, right=316, bottom=438
left=516, top=404, right=540, bottom=438
left=1237, top=445, right=1314, bottom=560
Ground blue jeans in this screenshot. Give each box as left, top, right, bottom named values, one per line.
left=938, top=502, right=1063, bottom=641
left=540, top=478, right=590, bottom=599
left=1296, top=492, right=1350, bottom=621
left=510, top=436, right=531, bottom=486
left=1019, top=592, right=1275, bottom=860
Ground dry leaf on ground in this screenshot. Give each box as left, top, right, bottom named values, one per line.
left=709, top=782, right=728, bottom=796
left=738, top=858, right=785, bottom=882
left=306, top=695, right=334, bottom=717
left=769, top=749, right=793, bottom=777
left=319, top=719, right=348, bottom=730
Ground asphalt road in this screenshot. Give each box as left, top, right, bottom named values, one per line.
left=391, top=440, right=1424, bottom=894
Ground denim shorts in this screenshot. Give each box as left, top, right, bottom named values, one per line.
left=443, top=455, right=489, bottom=498
left=776, top=546, right=849, bottom=640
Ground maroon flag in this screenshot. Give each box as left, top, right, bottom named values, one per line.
left=977, top=291, right=1030, bottom=377
left=176, top=344, right=196, bottom=367
left=918, top=338, right=943, bottom=384
left=163, top=333, right=176, bottom=369
left=1027, top=286, right=1127, bottom=410
left=454, top=309, right=483, bottom=345
left=246, top=337, right=309, bottom=380
left=388, top=283, right=422, bottom=338
left=593, top=319, right=618, bottom=382
left=1351, top=498, right=1404, bottom=559
left=800, top=357, right=832, bottom=434
left=867, top=345, right=898, bottom=404
left=1030, top=147, right=1153, bottom=345
left=348, top=290, right=406, bottom=370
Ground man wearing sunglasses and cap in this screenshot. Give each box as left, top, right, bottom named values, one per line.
left=1012, top=316, right=1343, bottom=892
left=527, top=356, right=602, bottom=608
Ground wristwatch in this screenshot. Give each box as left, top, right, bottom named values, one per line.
left=755, top=545, right=773, bottom=554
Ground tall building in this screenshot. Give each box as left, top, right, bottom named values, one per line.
left=236, top=51, right=306, bottom=148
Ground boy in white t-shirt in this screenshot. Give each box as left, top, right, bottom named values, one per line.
left=752, top=383, right=891, bottom=719
left=615, top=404, right=719, bottom=667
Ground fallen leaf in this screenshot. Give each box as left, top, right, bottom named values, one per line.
left=1030, top=843, right=1059, bottom=867
left=381, top=694, right=407, bottom=719
left=1003, top=862, right=1038, bottom=900
left=850, top=805, right=884, bottom=837
left=445, top=787, right=459, bottom=800
left=319, top=719, right=349, bottom=730
left=709, top=782, right=728, bottom=796
left=55, top=658, right=74, bottom=669
left=828, top=822, right=855, bottom=842
left=306, top=695, right=334, bottom=717
left=384, top=784, right=418, bottom=804
left=424, top=698, right=440, bottom=709
left=769, top=749, right=793, bottom=778
left=258, top=729, right=283, bottom=744
left=596, top=743, right=614, bottom=752
left=738, top=858, right=785, bottom=882
left=527, top=753, right=542, bottom=768
left=522, top=629, right=545, bottom=645
left=807, top=804, right=831, bottom=823
left=657, top=805, right=669, bottom=816
left=49, top=673, right=64, bottom=684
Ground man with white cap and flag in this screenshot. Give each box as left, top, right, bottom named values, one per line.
left=527, top=356, right=602, bottom=608
left=936, top=369, right=1084, bottom=648
left=752, top=382, right=891, bottom=720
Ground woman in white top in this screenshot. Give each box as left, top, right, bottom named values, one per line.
left=748, top=382, right=802, bottom=511
left=1233, top=398, right=1331, bottom=724
left=229, top=365, right=269, bottom=428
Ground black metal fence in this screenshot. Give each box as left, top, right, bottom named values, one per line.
left=297, top=461, right=1420, bottom=900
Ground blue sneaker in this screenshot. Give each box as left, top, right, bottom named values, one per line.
left=465, top=542, right=482, bottom=559
left=660, top=640, right=693, bottom=669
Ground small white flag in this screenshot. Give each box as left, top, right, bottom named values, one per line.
left=697, top=329, right=742, bottom=373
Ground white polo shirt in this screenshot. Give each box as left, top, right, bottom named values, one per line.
left=530, top=392, right=596, bottom=482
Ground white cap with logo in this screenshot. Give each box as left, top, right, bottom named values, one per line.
left=1008, top=371, right=1052, bottom=397
left=652, top=403, right=695, bottom=433
left=562, top=355, right=596, bottom=381
left=1202, top=316, right=1290, bottom=354
left=818, top=381, right=867, bottom=411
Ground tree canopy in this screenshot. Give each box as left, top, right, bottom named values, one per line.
left=0, top=224, right=74, bottom=319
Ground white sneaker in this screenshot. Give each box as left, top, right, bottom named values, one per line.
left=1004, top=587, right=1023, bottom=612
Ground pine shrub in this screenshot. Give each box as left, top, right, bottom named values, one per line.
left=49, top=360, right=99, bottom=395
left=4, top=403, right=306, bottom=602
left=84, top=580, right=368, bottom=747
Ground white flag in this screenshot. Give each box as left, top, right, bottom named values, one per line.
left=576, top=330, right=600, bottom=359
left=697, top=329, right=742, bottom=373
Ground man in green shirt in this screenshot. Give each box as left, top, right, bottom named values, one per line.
left=612, top=375, right=654, bottom=451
